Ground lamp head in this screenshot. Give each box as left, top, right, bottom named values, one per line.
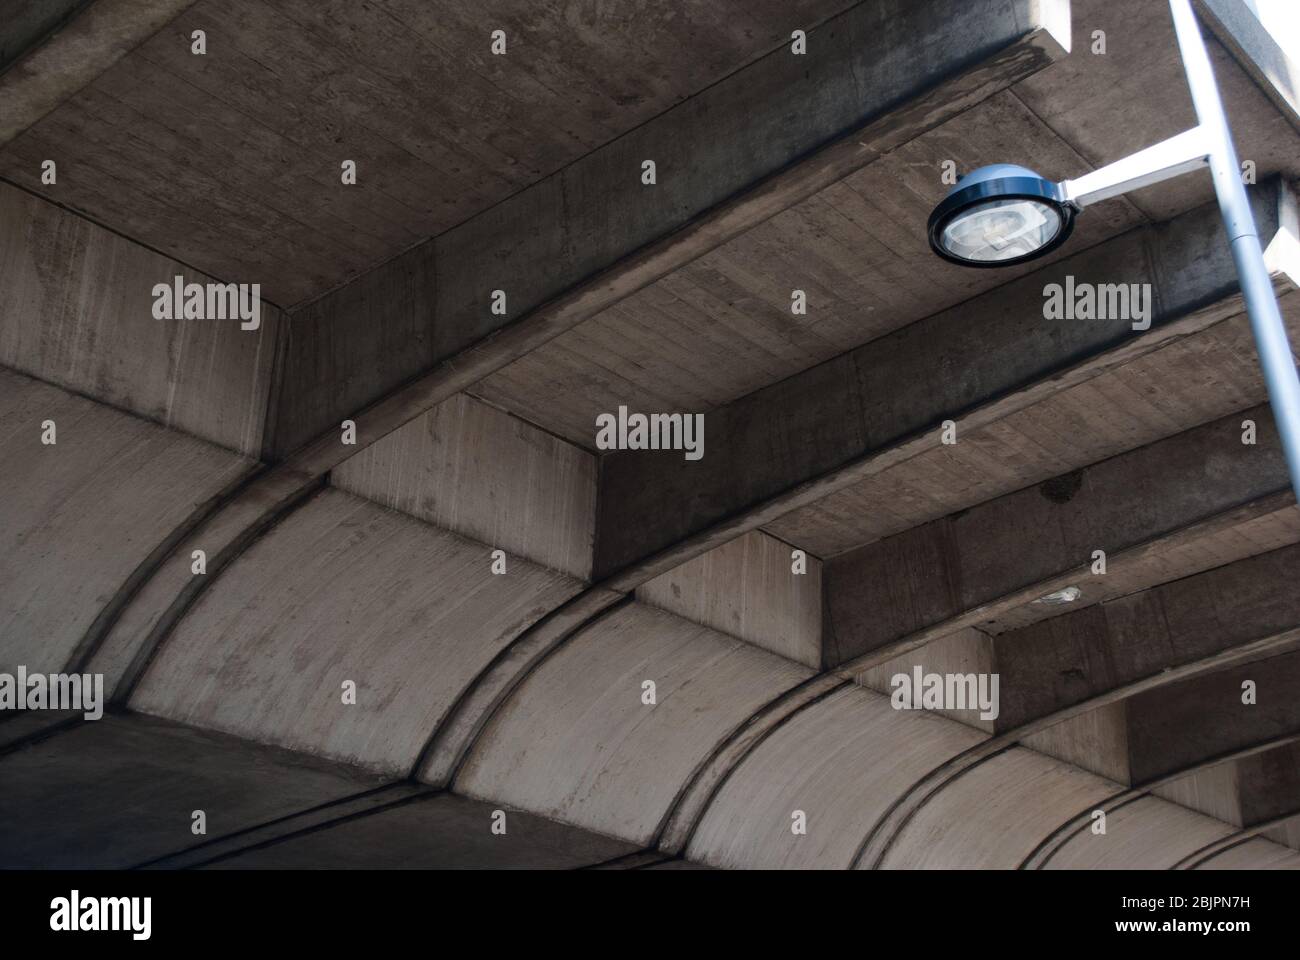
left=928, top=164, right=1076, bottom=268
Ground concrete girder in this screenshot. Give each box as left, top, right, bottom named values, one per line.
left=851, top=545, right=1300, bottom=867
left=594, top=183, right=1298, bottom=584
left=56, top=0, right=1071, bottom=716
left=266, top=0, right=1070, bottom=449
left=828, top=404, right=1298, bottom=670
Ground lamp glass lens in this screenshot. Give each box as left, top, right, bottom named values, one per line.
left=941, top=197, right=1061, bottom=263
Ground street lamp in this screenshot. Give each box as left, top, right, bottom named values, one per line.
left=928, top=0, right=1300, bottom=504
left=928, top=163, right=1075, bottom=266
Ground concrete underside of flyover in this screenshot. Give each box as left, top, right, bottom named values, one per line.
left=3, top=0, right=1300, bottom=870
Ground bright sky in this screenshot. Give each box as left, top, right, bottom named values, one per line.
left=1244, top=0, right=1300, bottom=63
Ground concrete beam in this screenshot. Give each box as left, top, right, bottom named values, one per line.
left=987, top=543, right=1300, bottom=734
left=1126, top=649, right=1300, bottom=786
left=678, top=669, right=1299, bottom=869
left=635, top=529, right=823, bottom=667
left=851, top=544, right=1300, bottom=867
left=78, top=0, right=1072, bottom=720
left=1023, top=734, right=1300, bottom=867
left=1021, top=653, right=1300, bottom=867
left=331, top=393, right=597, bottom=579
left=0, top=182, right=283, bottom=456
left=267, top=0, right=1070, bottom=454
left=0, top=0, right=199, bottom=146
left=593, top=181, right=1295, bottom=584
left=826, top=403, right=1297, bottom=668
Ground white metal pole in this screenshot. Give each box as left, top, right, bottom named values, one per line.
left=1169, top=0, right=1300, bottom=504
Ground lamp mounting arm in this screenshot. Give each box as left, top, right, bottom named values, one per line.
left=1058, top=126, right=1211, bottom=209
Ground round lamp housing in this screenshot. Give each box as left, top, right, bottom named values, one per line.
left=928, top=164, right=1076, bottom=268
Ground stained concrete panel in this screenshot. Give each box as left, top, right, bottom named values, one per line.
left=636, top=529, right=822, bottom=666
left=1022, top=702, right=1132, bottom=783
left=456, top=601, right=812, bottom=847
left=207, top=792, right=636, bottom=870
left=686, top=684, right=984, bottom=869
left=882, top=747, right=1119, bottom=869
left=0, top=713, right=386, bottom=869
left=333, top=393, right=596, bottom=579
left=1047, top=796, right=1238, bottom=869
left=0, top=369, right=254, bottom=673
left=0, top=183, right=281, bottom=456
left=131, top=488, right=583, bottom=776
left=856, top=628, right=998, bottom=732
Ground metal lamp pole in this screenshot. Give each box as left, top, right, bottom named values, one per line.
left=1168, top=0, right=1300, bottom=505
left=1056, top=0, right=1300, bottom=502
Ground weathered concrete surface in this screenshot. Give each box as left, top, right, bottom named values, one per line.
left=1198, top=0, right=1300, bottom=131
left=846, top=552, right=1300, bottom=866
left=826, top=405, right=1296, bottom=667
left=142, top=781, right=432, bottom=868
left=685, top=684, right=983, bottom=869
left=205, top=793, right=637, bottom=870
left=636, top=529, right=822, bottom=667
left=1156, top=742, right=1300, bottom=832
left=0, top=711, right=639, bottom=869
left=416, top=586, right=626, bottom=788
left=856, top=629, right=999, bottom=732
left=0, top=0, right=199, bottom=145
left=0, top=713, right=387, bottom=869
left=76, top=6, right=1077, bottom=687
left=265, top=0, right=1069, bottom=451
left=0, top=0, right=88, bottom=73
left=884, top=747, right=1119, bottom=869
left=593, top=186, right=1293, bottom=581
left=1011, top=657, right=1300, bottom=866
left=0, top=369, right=253, bottom=674
left=1010, top=0, right=1300, bottom=222
left=1126, top=650, right=1300, bottom=785
left=472, top=88, right=1147, bottom=449
left=1046, top=796, right=1241, bottom=869
left=333, top=393, right=596, bottom=579
left=0, top=709, right=81, bottom=754
left=0, top=182, right=282, bottom=456
left=766, top=295, right=1299, bottom=560
left=1023, top=702, right=1132, bottom=784
left=131, top=488, right=584, bottom=776
left=455, top=601, right=812, bottom=846
left=657, top=673, right=848, bottom=855
left=988, top=544, right=1300, bottom=733
left=2, top=0, right=872, bottom=305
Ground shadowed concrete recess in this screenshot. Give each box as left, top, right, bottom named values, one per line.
left=3, top=0, right=1300, bottom=870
